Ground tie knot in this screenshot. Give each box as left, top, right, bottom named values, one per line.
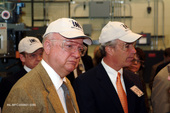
left=61, top=82, right=69, bottom=95
left=117, top=72, right=121, bottom=78
left=61, top=82, right=75, bottom=113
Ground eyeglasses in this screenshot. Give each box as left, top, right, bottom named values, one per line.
left=121, top=42, right=136, bottom=51
left=131, top=59, right=144, bottom=64
left=51, top=39, right=87, bottom=56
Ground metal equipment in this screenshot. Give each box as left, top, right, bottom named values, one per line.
left=0, top=1, right=29, bottom=77
left=0, top=1, right=27, bottom=59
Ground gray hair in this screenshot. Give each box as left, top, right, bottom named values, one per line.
left=100, top=39, right=118, bottom=57
left=42, top=33, right=59, bottom=45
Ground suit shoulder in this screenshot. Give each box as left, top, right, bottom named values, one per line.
left=78, top=64, right=104, bottom=79
left=124, top=69, right=140, bottom=80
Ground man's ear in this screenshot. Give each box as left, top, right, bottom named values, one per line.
left=19, top=54, right=26, bottom=63
left=43, top=40, right=51, bottom=55
left=105, top=46, right=114, bottom=56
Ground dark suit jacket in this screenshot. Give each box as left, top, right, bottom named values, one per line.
left=2, top=63, right=80, bottom=113
left=0, top=68, right=27, bottom=108
left=73, top=63, right=147, bottom=113
left=67, top=55, right=94, bottom=85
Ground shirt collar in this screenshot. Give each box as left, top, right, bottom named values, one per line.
left=24, top=65, right=31, bottom=72
left=41, top=59, right=66, bottom=90
left=101, top=59, right=123, bottom=76
left=101, top=59, right=124, bottom=85
left=101, top=59, right=126, bottom=93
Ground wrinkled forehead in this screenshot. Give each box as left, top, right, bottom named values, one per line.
left=64, top=39, right=85, bottom=46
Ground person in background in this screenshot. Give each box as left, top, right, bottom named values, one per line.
left=2, top=18, right=92, bottom=113
left=151, top=63, right=170, bottom=113
left=125, top=47, right=150, bottom=113
left=125, top=47, right=145, bottom=76
left=67, top=44, right=94, bottom=85
left=150, top=48, right=170, bottom=81
left=73, top=21, right=147, bottom=113
left=150, top=47, right=170, bottom=89
left=81, top=44, right=94, bottom=71
left=0, top=36, right=43, bottom=109
left=155, top=48, right=170, bottom=76
left=93, top=45, right=103, bottom=66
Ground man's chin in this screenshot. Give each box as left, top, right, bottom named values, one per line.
left=67, top=66, right=76, bottom=73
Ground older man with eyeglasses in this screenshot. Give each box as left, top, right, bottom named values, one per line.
left=73, top=21, right=148, bottom=113
left=2, top=18, right=92, bottom=113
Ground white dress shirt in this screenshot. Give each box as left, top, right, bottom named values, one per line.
left=41, top=60, right=68, bottom=113
left=23, top=65, right=31, bottom=72
left=101, top=59, right=127, bottom=94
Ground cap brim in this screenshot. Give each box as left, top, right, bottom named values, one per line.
left=60, top=31, right=92, bottom=45
left=119, top=32, right=142, bottom=43
left=26, top=44, right=43, bottom=53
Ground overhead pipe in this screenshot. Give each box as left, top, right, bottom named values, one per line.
left=154, top=0, right=165, bottom=50
left=154, top=0, right=158, bottom=50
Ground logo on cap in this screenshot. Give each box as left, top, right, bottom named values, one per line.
left=121, top=24, right=128, bottom=29
left=120, top=24, right=129, bottom=32
left=71, top=20, right=82, bottom=30
left=29, top=39, right=38, bottom=45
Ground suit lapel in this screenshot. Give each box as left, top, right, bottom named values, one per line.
left=47, top=87, right=65, bottom=113
left=35, top=63, right=65, bottom=113
left=65, top=78, right=80, bottom=113
left=123, top=71, right=137, bottom=113
left=96, top=64, right=124, bottom=113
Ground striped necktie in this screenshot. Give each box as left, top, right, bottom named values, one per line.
left=61, top=82, right=75, bottom=113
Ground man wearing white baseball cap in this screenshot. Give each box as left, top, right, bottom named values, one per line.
left=73, top=21, right=148, bottom=113
left=3, top=18, right=92, bottom=113
left=0, top=36, right=43, bottom=109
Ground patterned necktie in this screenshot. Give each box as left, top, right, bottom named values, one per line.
left=61, top=82, right=75, bottom=113
left=116, top=72, right=128, bottom=113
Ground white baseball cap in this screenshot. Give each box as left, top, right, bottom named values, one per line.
left=43, top=18, right=92, bottom=45
left=18, top=36, right=43, bottom=53
left=99, top=21, right=141, bottom=44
